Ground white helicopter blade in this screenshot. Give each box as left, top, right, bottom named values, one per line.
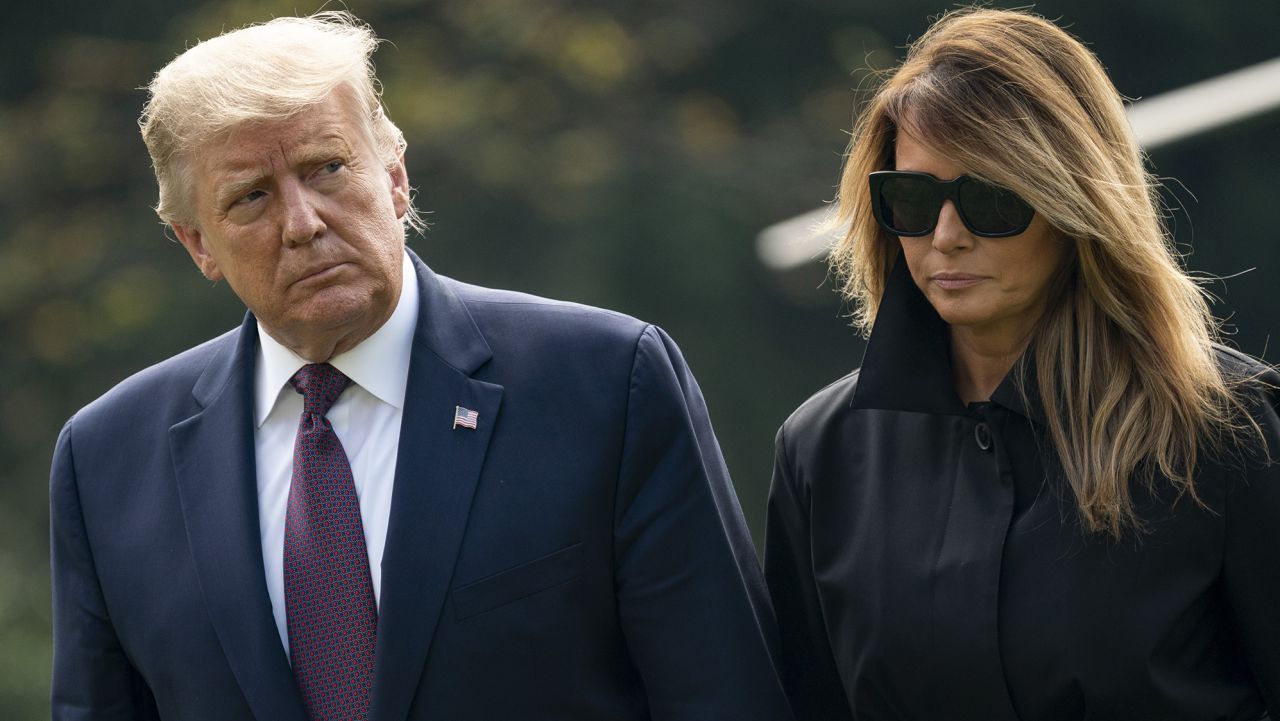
left=757, top=56, right=1280, bottom=271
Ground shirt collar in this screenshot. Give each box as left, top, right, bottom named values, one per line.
left=850, top=252, right=1045, bottom=424
left=254, top=251, right=419, bottom=427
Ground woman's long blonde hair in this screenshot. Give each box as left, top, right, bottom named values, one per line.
left=830, top=7, right=1258, bottom=537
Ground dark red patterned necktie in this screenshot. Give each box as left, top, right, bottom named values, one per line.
left=284, top=363, right=377, bottom=721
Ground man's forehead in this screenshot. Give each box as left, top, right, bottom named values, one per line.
left=205, top=132, right=353, bottom=175
left=199, top=95, right=364, bottom=176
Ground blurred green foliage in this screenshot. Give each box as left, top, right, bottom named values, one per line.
left=2, top=0, right=1277, bottom=717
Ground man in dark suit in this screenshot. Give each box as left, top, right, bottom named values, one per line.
left=50, top=11, right=792, bottom=721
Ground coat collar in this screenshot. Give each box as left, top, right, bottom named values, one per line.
left=850, top=252, right=1046, bottom=425
left=175, top=246, right=502, bottom=720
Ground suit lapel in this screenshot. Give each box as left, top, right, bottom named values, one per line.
left=370, top=251, right=503, bottom=721
left=169, top=315, right=308, bottom=721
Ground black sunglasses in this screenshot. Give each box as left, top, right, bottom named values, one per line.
left=869, top=170, right=1036, bottom=238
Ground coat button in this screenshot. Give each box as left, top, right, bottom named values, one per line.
left=975, top=422, right=992, bottom=451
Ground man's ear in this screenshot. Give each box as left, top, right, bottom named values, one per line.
left=171, top=223, right=224, bottom=282
left=389, top=153, right=410, bottom=220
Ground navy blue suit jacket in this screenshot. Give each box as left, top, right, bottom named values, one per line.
left=51, top=252, right=793, bottom=720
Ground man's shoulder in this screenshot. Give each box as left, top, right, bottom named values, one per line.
left=442, top=276, right=652, bottom=345
left=72, top=327, right=240, bottom=430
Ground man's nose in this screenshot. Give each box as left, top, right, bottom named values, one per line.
left=931, top=200, right=972, bottom=253
left=279, top=181, right=326, bottom=247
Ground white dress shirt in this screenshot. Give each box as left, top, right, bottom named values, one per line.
left=253, top=252, right=418, bottom=653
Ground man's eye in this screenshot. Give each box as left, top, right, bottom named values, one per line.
left=324, top=161, right=344, bottom=174
left=235, top=190, right=266, bottom=205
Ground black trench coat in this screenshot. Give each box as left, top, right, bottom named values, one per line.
left=764, top=259, right=1280, bottom=721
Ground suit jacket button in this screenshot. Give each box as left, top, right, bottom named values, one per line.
left=975, top=422, right=992, bottom=451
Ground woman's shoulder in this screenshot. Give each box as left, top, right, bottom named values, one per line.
left=1207, top=345, right=1280, bottom=470
left=776, top=369, right=863, bottom=452
left=1212, top=343, right=1280, bottom=383
left=1211, top=344, right=1280, bottom=411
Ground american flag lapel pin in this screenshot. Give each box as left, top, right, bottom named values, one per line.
left=453, top=405, right=479, bottom=430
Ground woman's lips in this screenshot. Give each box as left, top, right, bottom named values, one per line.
left=931, top=273, right=986, bottom=290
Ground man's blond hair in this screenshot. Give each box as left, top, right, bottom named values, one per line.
left=139, top=11, right=422, bottom=232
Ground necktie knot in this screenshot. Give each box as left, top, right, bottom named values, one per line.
left=289, top=363, right=351, bottom=417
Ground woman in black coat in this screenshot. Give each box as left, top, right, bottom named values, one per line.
left=764, top=8, right=1280, bottom=721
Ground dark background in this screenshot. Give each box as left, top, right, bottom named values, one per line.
left=2, top=0, right=1277, bottom=715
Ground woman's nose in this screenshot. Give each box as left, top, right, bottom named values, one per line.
left=930, top=200, right=972, bottom=253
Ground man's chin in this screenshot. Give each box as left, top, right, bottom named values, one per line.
left=262, top=297, right=381, bottom=347
left=295, top=284, right=386, bottom=323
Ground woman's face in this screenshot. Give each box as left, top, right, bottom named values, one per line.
left=894, top=130, right=1069, bottom=347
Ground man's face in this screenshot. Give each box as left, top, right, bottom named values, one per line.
left=172, top=89, right=410, bottom=361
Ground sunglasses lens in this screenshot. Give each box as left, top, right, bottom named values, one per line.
left=957, top=179, right=1035, bottom=235
left=878, top=176, right=940, bottom=235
